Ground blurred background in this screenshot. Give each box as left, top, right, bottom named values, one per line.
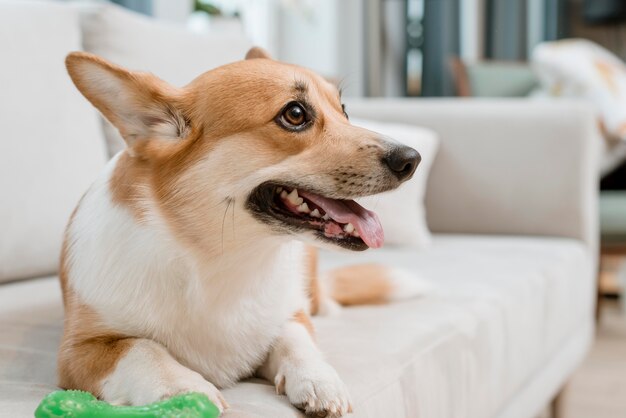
left=99, top=0, right=621, bottom=98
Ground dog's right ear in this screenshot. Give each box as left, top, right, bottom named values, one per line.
left=65, top=52, right=189, bottom=149
left=245, top=46, right=272, bottom=60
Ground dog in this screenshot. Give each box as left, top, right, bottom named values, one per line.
left=58, top=47, right=421, bottom=417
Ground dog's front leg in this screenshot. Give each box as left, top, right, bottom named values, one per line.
left=258, top=311, right=352, bottom=417
left=59, top=337, right=228, bottom=413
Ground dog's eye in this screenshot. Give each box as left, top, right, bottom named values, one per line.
left=281, top=103, right=307, bottom=127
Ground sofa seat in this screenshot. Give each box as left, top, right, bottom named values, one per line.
left=0, top=235, right=594, bottom=418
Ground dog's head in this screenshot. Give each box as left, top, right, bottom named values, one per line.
left=66, top=48, right=420, bottom=252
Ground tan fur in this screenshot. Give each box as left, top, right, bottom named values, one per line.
left=292, top=310, right=315, bottom=339
left=58, top=198, right=135, bottom=395
left=245, top=46, right=272, bottom=60
left=58, top=200, right=82, bottom=305
left=108, top=151, right=151, bottom=219
left=595, top=60, right=618, bottom=93
left=57, top=304, right=135, bottom=396
left=617, top=122, right=626, bottom=138
left=65, top=53, right=185, bottom=147
left=328, top=264, right=394, bottom=306
left=306, top=247, right=321, bottom=316
left=59, top=227, right=134, bottom=395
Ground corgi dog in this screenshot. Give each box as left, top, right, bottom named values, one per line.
left=58, top=47, right=421, bottom=417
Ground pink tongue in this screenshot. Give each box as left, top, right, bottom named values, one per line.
left=298, top=190, right=384, bottom=248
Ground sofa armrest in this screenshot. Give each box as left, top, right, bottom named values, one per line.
left=346, top=98, right=600, bottom=251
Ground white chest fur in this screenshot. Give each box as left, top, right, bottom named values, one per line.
left=66, top=158, right=307, bottom=388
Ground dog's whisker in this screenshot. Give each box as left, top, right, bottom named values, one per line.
left=221, top=198, right=232, bottom=255
left=231, top=198, right=236, bottom=240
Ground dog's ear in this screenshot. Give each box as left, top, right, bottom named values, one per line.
left=65, top=52, right=189, bottom=148
left=245, top=46, right=272, bottom=60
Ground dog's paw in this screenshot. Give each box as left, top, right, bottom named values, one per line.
left=104, top=371, right=229, bottom=414
left=157, top=373, right=229, bottom=414
left=275, top=361, right=352, bottom=417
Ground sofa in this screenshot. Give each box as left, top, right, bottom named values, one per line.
left=0, top=2, right=600, bottom=418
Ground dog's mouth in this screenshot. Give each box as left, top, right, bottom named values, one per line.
left=246, top=183, right=384, bottom=251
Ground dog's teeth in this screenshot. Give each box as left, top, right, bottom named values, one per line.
left=280, top=190, right=288, bottom=199
left=322, top=214, right=330, bottom=221
left=297, top=202, right=310, bottom=213
left=353, top=230, right=360, bottom=237
left=310, top=209, right=321, bottom=218
left=343, top=223, right=355, bottom=233
left=276, top=187, right=283, bottom=194
left=287, top=189, right=303, bottom=206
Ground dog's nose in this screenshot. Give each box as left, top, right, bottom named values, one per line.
left=383, top=146, right=421, bottom=181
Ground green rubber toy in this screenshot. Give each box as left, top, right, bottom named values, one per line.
left=34, top=390, right=220, bottom=418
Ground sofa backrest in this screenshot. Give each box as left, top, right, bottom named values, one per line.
left=346, top=98, right=600, bottom=253
left=0, top=1, right=108, bottom=283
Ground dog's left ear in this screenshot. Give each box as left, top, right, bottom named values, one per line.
left=65, top=52, right=189, bottom=150
left=245, top=46, right=272, bottom=60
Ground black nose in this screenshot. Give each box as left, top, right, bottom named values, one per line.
left=383, top=146, right=421, bottom=181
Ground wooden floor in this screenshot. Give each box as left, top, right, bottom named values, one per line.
left=543, top=300, right=626, bottom=418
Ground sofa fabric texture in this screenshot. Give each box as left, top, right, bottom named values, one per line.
left=0, top=236, right=593, bottom=418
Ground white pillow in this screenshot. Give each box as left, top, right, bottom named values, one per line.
left=0, top=2, right=108, bottom=282
left=533, top=39, right=626, bottom=141
left=351, top=118, right=439, bottom=248
left=78, top=3, right=252, bottom=155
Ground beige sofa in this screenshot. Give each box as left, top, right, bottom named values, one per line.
left=0, top=2, right=600, bottom=418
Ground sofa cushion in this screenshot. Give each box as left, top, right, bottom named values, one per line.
left=0, top=236, right=593, bottom=417
left=0, top=2, right=107, bottom=283
left=319, top=235, right=594, bottom=418
left=351, top=118, right=439, bottom=248
left=78, top=3, right=252, bottom=156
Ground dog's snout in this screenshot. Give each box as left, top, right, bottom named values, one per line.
left=383, top=146, right=421, bottom=181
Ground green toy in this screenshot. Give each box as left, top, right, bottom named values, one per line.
left=35, top=390, right=220, bottom=418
